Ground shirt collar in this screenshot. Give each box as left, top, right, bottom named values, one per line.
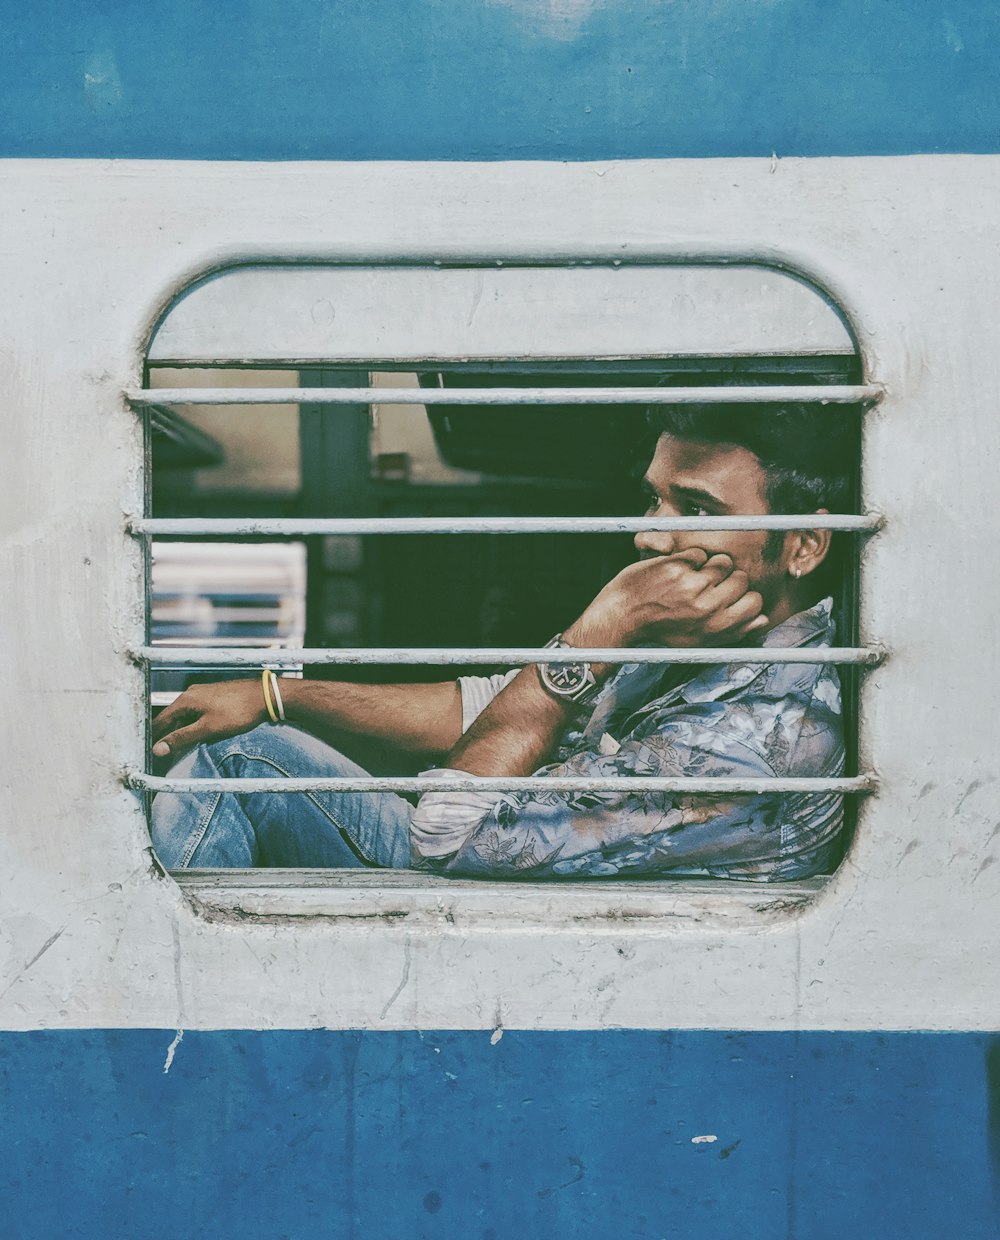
left=671, top=595, right=837, bottom=705
left=762, top=594, right=836, bottom=649
left=592, top=596, right=837, bottom=728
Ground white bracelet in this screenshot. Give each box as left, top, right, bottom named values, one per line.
left=269, top=670, right=286, bottom=722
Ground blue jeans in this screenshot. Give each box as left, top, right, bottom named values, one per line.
left=150, top=724, right=413, bottom=868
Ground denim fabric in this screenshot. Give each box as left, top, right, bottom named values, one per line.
left=150, top=724, right=412, bottom=869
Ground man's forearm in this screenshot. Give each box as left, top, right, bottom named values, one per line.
left=443, top=666, right=592, bottom=775
left=442, top=612, right=617, bottom=775
left=442, top=545, right=768, bottom=778
left=281, top=678, right=463, bottom=758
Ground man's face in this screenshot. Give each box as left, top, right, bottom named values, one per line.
left=636, top=433, right=790, bottom=608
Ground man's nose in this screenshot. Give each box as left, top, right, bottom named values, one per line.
left=634, top=529, right=676, bottom=558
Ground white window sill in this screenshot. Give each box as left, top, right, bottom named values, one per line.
left=170, top=868, right=828, bottom=928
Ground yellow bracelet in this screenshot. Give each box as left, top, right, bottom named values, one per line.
left=270, top=671, right=286, bottom=721
left=261, top=668, right=279, bottom=724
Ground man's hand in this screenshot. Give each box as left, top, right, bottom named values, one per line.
left=566, top=548, right=769, bottom=649
left=152, top=679, right=267, bottom=759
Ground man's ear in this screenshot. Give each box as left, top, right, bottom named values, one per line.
left=787, top=509, right=832, bottom=579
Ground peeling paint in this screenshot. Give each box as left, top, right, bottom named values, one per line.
left=942, top=17, right=965, bottom=53
left=82, top=51, right=125, bottom=114
left=162, top=1028, right=183, bottom=1073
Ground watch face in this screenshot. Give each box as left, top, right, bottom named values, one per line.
left=545, top=661, right=590, bottom=694
left=540, top=635, right=597, bottom=703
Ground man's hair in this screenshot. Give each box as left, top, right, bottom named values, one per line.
left=645, top=399, right=858, bottom=583
left=645, top=401, right=855, bottom=516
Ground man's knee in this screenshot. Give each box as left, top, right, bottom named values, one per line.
left=200, top=724, right=361, bottom=778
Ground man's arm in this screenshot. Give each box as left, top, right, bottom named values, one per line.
left=438, top=660, right=846, bottom=879
left=151, top=676, right=463, bottom=760
left=414, top=694, right=794, bottom=878
left=410, top=549, right=770, bottom=863
left=439, top=732, right=827, bottom=879
left=443, top=548, right=767, bottom=778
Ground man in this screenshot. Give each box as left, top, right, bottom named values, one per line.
left=151, top=401, right=850, bottom=881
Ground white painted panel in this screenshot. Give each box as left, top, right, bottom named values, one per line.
left=148, top=263, right=854, bottom=363
left=1, top=157, right=998, bottom=1035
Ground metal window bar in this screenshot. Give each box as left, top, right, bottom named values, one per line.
left=136, top=645, right=881, bottom=667
left=136, top=642, right=881, bottom=794
left=129, top=772, right=875, bottom=795
left=129, top=383, right=880, bottom=407
left=131, top=514, right=882, bottom=537
left=135, top=370, right=878, bottom=802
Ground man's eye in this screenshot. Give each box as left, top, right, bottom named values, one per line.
left=642, top=493, right=659, bottom=514
left=681, top=501, right=710, bottom=518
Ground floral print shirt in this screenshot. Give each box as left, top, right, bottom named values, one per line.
left=411, top=598, right=846, bottom=882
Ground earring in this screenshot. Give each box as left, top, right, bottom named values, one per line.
left=790, top=566, right=800, bottom=579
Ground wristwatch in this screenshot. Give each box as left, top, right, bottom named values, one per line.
left=537, top=633, right=601, bottom=706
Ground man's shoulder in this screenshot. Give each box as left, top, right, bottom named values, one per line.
left=616, top=599, right=844, bottom=774
left=762, top=596, right=837, bottom=651
left=630, top=599, right=832, bottom=709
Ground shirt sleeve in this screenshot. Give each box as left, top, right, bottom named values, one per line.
left=436, top=695, right=844, bottom=880
left=458, top=670, right=520, bottom=733
left=408, top=670, right=521, bottom=861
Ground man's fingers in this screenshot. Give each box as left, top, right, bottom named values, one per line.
left=726, top=613, right=771, bottom=641
left=663, top=547, right=709, bottom=569
left=151, top=696, right=199, bottom=742
left=702, top=567, right=750, bottom=610
left=152, top=719, right=211, bottom=760
left=702, top=590, right=765, bottom=635
left=636, top=546, right=707, bottom=583
left=637, top=546, right=708, bottom=582
left=696, top=553, right=734, bottom=587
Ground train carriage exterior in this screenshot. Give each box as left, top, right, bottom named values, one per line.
left=2, top=2, right=999, bottom=1236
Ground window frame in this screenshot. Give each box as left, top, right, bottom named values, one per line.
left=130, top=255, right=883, bottom=925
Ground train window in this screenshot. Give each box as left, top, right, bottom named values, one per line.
left=127, top=262, right=881, bottom=918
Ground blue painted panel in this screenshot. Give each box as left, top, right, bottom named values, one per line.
left=1, top=1030, right=997, bottom=1238
left=0, top=1, right=998, bottom=159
